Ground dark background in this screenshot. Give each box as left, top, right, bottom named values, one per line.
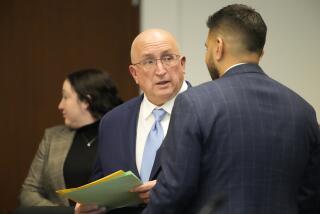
left=0, top=0, right=140, bottom=212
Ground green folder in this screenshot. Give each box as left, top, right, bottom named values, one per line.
left=56, top=170, right=143, bottom=209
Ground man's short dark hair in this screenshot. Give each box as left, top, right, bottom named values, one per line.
left=207, top=4, right=267, bottom=55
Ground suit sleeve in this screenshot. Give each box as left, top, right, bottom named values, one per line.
left=143, top=93, right=202, bottom=214
left=298, top=122, right=320, bottom=214
left=19, top=129, right=59, bottom=206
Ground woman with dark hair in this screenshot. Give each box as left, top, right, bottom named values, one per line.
left=19, top=68, right=122, bottom=207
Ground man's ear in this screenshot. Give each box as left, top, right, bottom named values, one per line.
left=129, top=65, right=139, bottom=84
left=180, top=56, right=186, bottom=72
left=215, top=37, right=224, bottom=61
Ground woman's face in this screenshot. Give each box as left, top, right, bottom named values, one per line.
left=58, top=80, right=90, bottom=128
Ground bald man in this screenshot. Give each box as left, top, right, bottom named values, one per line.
left=75, top=29, right=190, bottom=214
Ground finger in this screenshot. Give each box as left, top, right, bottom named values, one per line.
left=131, top=180, right=156, bottom=192
left=97, top=207, right=107, bottom=214
left=75, top=203, right=102, bottom=213
left=139, top=192, right=150, bottom=204
left=139, top=191, right=149, bottom=201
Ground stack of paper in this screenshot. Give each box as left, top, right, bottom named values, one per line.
left=56, top=170, right=143, bottom=209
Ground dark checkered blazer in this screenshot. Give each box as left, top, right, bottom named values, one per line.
left=144, top=63, right=320, bottom=214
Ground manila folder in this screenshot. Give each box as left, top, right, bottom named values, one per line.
left=56, top=170, right=143, bottom=209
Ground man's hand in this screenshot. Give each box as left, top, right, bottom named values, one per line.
left=74, top=203, right=106, bottom=214
left=130, top=180, right=157, bottom=203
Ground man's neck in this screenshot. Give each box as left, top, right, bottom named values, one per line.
left=219, top=55, right=260, bottom=77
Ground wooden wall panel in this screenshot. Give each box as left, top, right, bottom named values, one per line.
left=0, top=0, right=139, bottom=212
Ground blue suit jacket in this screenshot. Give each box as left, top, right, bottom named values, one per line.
left=143, top=64, right=320, bottom=214
left=92, top=95, right=146, bottom=180
left=91, top=96, right=146, bottom=213
left=92, top=82, right=191, bottom=213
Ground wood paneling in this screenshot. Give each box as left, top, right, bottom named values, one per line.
left=0, top=0, right=139, bottom=212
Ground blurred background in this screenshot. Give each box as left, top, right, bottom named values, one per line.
left=0, top=0, right=319, bottom=213
left=0, top=1, right=139, bottom=212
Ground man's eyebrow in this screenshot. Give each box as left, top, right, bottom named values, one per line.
left=162, top=50, right=172, bottom=54
left=141, top=54, right=155, bottom=59
left=141, top=50, right=175, bottom=59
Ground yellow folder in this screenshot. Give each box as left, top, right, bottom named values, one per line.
left=56, top=170, right=143, bottom=209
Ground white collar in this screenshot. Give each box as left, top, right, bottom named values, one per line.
left=224, top=63, right=246, bottom=75
left=141, top=81, right=188, bottom=120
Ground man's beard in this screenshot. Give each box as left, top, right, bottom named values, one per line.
left=207, top=63, right=220, bottom=80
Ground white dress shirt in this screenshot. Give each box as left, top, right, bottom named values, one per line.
left=136, top=81, right=188, bottom=173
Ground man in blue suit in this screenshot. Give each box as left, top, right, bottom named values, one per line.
left=143, top=4, right=320, bottom=214
left=75, top=28, right=190, bottom=214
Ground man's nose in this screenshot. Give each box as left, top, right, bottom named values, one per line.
left=154, top=60, right=167, bottom=75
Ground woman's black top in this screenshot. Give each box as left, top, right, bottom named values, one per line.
left=63, top=121, right=99, bottom=193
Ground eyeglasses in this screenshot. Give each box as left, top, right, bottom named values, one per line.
left=132, top=54, right=181, bottom=71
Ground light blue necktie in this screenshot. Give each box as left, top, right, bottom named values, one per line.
left=140, top=108, right=166, bottom=182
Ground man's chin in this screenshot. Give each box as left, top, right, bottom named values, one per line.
left=153, top=91, right=176, bottom=104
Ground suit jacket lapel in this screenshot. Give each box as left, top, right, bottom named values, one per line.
left=47, top=126, right=75, bottom=206
left=150, top=148, right=162, bottom=180
left=127, top=95, right=144, bottom=177
left=50, top=128, right=75, bottom=190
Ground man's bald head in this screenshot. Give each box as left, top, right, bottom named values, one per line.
left=130, top=29, right=180, bottom=64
